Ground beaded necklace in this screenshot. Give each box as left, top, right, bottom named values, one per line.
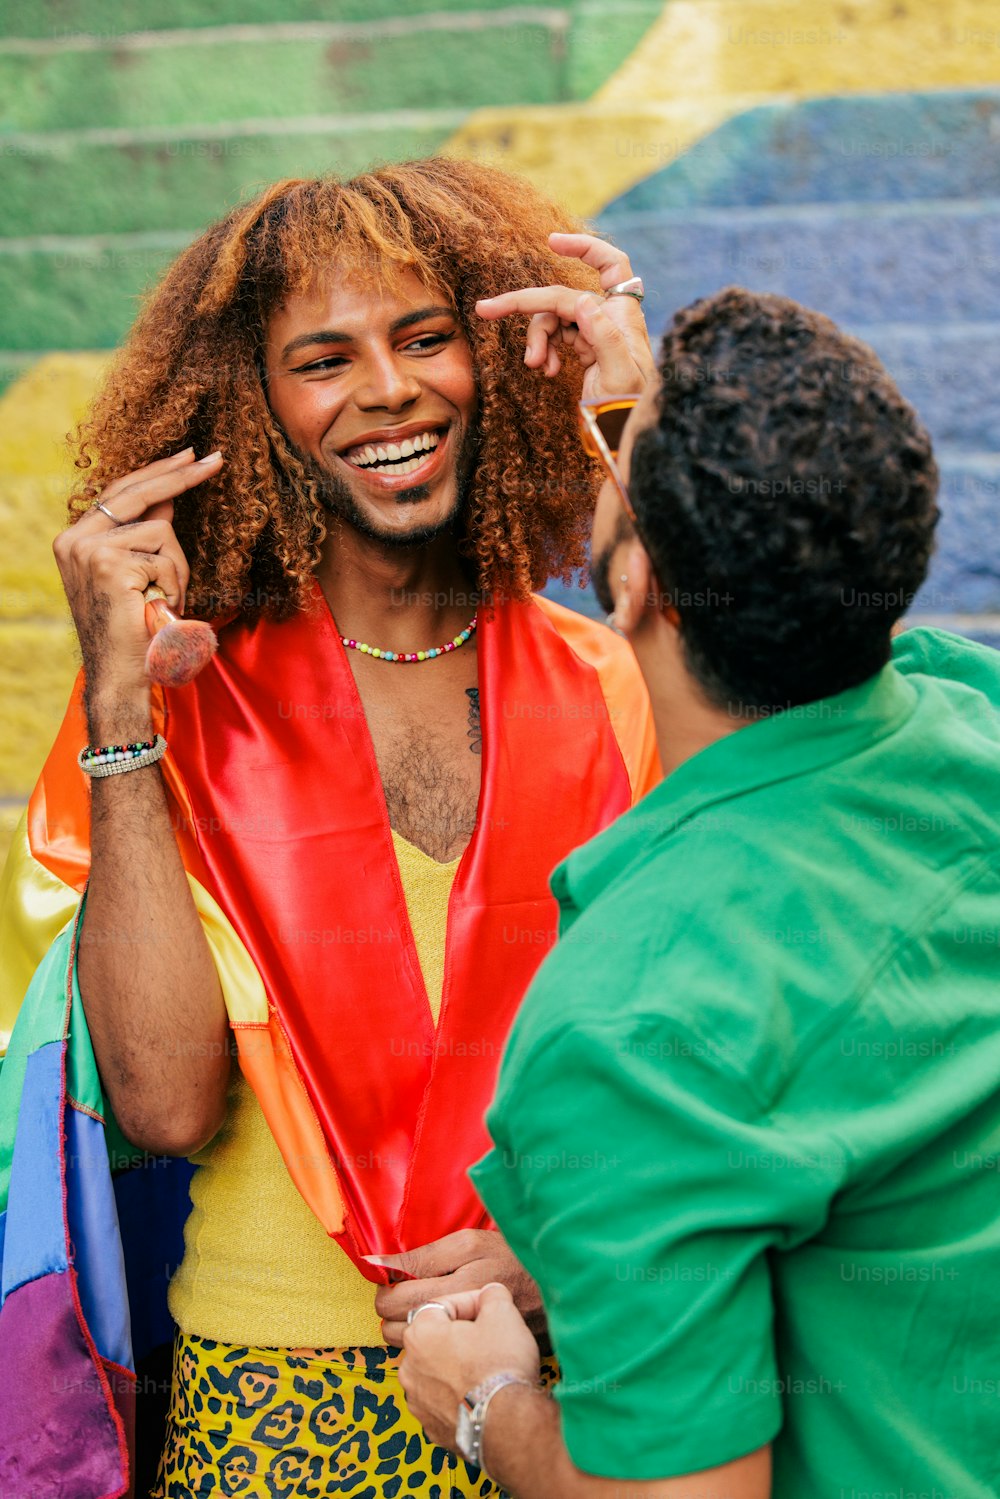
left=340, top=614, right=478, bottom=663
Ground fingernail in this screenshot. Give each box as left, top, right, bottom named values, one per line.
left=179, top=446, right=194, bottom=456
left=198, top=450, right=223, bottom=464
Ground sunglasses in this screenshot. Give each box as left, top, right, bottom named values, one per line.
left=578, top=394, right=680, bottom=626
left=578, top=396, right=641, bottom=520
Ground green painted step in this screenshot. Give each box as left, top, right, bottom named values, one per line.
left=0, top=22, right=567, bottom=131
left=1, top=0, right=552, bottom=38
left=0, top=240, right=182, bottom=351
left=568, top=1, right=660, bottom=99
left=3, top=120, right=465, bottom=237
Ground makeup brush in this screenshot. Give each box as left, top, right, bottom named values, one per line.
left=143, top=585, right=217, bottom=687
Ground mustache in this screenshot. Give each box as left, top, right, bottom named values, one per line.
left=287, top=422, right=482, bottom=548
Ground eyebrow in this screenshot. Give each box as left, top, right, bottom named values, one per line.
left=281, top=305, right=456, bottom=362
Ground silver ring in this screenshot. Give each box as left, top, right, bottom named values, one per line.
left=406, top=1300, right=457, bottom=1326
left=95, top=501, right=123, bottom=525
left=605, top=276, right=645, bottom=304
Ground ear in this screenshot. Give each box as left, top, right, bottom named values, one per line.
left=613, top=539, right=658, bottom=634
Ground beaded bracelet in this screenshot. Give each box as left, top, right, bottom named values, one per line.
left=77, top=735, right=168, bottom=778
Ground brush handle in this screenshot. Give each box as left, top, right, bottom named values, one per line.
left=143, top=584, right=178, bottom=636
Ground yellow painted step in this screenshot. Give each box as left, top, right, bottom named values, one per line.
left=446, top=0, right=1000, bottom=214
left=446, top=94, right=773, bottom=217
left=0, top=620, right=80, bottom=798
left=598, top=0, right=1000, bottom=105
left=0, top=354, right=110, bottom=853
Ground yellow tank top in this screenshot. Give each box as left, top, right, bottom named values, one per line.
left=168, top=831, right=460, bottom=1349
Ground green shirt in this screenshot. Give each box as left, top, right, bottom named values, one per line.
left=471, top=628, right=1000, bottom=1493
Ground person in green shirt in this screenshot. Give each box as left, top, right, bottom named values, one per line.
left=397, top=284, right=1000, bottom=1497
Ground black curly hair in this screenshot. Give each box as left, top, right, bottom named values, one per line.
left=628, top=286, right=940, bottom=712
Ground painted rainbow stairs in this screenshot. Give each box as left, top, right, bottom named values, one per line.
left=579, top=86, right=1000, bottom=646
left=0, top=0, right=663, bottom=864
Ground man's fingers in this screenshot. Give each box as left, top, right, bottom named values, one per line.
left=548, top=231, right=635, bottom=291
left=576, top=294, right=654, bottom=391
left=477, top=285, right=598, bottom=325
left=95, top=519, right=191, bottom=609
left=376, top=1269, right=464, bottom=1322
left=82, top=450, right=223, bottom=530
left=438, top=1289, right=486, bottom=1322
left=396, top=1290, right=483, bottom=1349
left=387, top=1229, right=490, bottom=1280
left=477, top=1282, right=516, bottom=1315
left=88, top=542, right=186, bottom=611
left=393, top=1282, right=511, bottom=1329
left=98, top=446, right=197, bottom=506
left=381, top=1282, right=480, bottom=1347
left=524, top=310, right=561, bottom=368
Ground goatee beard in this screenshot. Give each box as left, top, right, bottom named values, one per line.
left=297, top=425, right=480, bottom=552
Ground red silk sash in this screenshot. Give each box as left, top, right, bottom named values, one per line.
left=162, top=593, right=634, bottom=1272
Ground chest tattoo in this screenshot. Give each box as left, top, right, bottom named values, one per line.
left=465, top=687, right=482, bottom=755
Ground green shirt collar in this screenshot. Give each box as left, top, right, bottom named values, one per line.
left=555, top=661, right=919, bottom=916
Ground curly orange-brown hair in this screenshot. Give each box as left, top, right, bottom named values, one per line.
left=70, top=158, right=604, bottom=619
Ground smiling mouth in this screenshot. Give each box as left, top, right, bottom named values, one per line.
left=341, top=426, right=445, bottom=478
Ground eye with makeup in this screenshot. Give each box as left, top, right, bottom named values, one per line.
left=292, top=329, right=457, bottom=376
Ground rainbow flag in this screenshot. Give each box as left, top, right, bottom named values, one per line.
left=0, top=592, right=658, bottom=1495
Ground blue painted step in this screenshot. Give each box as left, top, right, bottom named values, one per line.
left=847, top=323, right=1000, bottom=453
left=606, top=89, right=1000, bottom=212
left=925, top=455, right=1000, bottom=613
left=541, top=452, right=1000, bottom=621
left=599, top=200, right=1000, bottom=331
left=586, top=88, right=1000, bottom=643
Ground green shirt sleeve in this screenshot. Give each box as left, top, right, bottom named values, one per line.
left=472, top=1015, right=847, bottom=1480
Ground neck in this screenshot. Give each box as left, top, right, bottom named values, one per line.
left=314, top=522, right=479, bottom=648
left=629, top=617, right=745, bottom=777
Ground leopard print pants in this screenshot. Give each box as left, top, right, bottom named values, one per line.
left=151, top=1332, right=533, bottom=1498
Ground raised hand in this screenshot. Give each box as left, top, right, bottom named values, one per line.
left=53, top=447, right=223, bottom=728
left=476, top=231, right=655, bottom=401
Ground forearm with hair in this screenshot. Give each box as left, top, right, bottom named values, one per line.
left=78, top=702, right=230, bottom=1156
left=482, top=1387, right=769, bottom=1499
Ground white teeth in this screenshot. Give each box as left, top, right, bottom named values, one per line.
left=344, top=429, right=444, bottom=469
left=363, top=456, right=423, bottom=475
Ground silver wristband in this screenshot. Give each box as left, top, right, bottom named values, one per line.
left=455, top=1371, right=538, bottom=1476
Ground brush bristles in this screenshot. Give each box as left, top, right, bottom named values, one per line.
left=145, top=619, right=217, bottom=687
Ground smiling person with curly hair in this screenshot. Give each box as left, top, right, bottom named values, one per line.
left=70, top=160, right=627, bottom=617
left=0, top=160, right=659, bottom=1498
